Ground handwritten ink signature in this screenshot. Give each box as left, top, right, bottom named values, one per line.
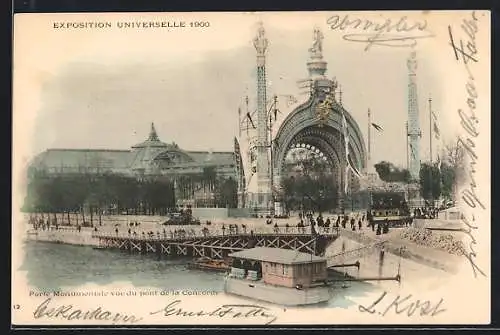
left=33, top=298, right=143, bottom=323
left=326, top=14, right=434, bottom=51
left=358, top=291, right=446, bottom=317
left=448, top=10, right=487, bottom=278
left=150, top=299, right=278, bottom=325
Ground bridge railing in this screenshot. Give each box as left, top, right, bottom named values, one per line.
left=27, top=226, right=88, bottom=234
left=90, top=226, right=339, bottom=241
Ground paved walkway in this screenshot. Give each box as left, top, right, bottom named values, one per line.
left=338, top=226, right=463, bottom=273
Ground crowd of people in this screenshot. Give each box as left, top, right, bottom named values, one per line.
left=29, top=205, right=444, bottom=241
left=28, top=214, right=83, bottom=232
left=413, top=207, right=440, bottom=219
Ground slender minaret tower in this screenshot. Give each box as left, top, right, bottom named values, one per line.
left=253, top=22, right=271, bottom=212
left=407, top=51, right=421, bottom=181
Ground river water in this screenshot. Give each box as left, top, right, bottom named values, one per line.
left=19, top=241, right=388, bottom=309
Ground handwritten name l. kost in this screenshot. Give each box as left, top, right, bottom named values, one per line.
left=359, top=291, right=446, bottom=317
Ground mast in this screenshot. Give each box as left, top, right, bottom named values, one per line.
left=269, top=95, right=278, bottom=215
left=238, top=105, right=241, bottom=138
left=245, top=95, right=250, bottom=136
left=405, top=121, right=409, bottom=170
left=367, top=108, right=371, bottom=170
left=428, top=96, right=433, bottom=206
left=428, top=96, right=433, bottom=163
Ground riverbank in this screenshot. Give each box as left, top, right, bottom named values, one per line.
left=23, top=213, right=463, bottom=276
left=26, top=227, right=99, bottom=247
left=334, top=227, right=462, bottom=274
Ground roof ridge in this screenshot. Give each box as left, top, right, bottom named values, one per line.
left=46, top=148, right=131, bottom=152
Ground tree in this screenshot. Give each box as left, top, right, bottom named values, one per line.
left=214, top=177, right=238, bottom=208
left=440, top=163, right=455, bottom=200
left=374, top=161, right=411, bottom=183
left=419, top=163, right=441, bottom=201
left=443, top=140, right=466, bottom=200
left=281, top=155, right=338, bottom=214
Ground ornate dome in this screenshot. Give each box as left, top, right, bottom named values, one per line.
left=131, top=123, right=170, bottom=149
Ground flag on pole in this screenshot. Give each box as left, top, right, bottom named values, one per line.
left=345, top=165, right=349, bottom=194
left=409, top=143, right=417, bottom=160
left=348, top=153, right=363, bottom=179
left=433, top=121, right=440, bottom=139
left=246, top=112, right=256, bottom=129
left=342, top=111, right=364, bottom=192
left=342, top=111, right=349, bottom=154
left=342, top=111, right=350, bottom=194
left=238, top=107, right=242, bottom=136
left=371, top=123, right=383, bottom=132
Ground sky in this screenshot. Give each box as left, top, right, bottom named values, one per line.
left=13, top=11, right=489, bottom=170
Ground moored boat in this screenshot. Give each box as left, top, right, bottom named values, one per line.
left=187, top=256, right=230, bottom=272
left=224, top=247, right=332, bottom=306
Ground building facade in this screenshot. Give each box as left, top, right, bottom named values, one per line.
left=28, top=123, right=238, bottom=206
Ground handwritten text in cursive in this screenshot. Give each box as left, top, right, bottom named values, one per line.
left=326, top=14, right=433, bottom=51
left=448, top=10, right=487, bottom=278
left=358, top=291, right=446, bottom=317
left=33, top=298, right=143, bottom=324
left=150, top=299, right=278, bottom=325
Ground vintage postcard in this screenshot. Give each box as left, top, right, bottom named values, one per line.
left=12, top=11, right=490, bottom=326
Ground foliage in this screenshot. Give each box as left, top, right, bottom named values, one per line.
left=374, top=161, right=411, bottom=183
left=416, top=140, right=464, bottom=202
left=282, top=158, right=338, bottom=213
left=22, top=166, right=239, bottom=214
left=439, top=163, right=456, bottom=200
left=214, top=177, right=238, bottom=208
left=23, top=172, right=176, bottom=215
left=419, top=163, right=441, bottom=201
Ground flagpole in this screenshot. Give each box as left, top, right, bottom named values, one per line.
left=429, top=97, right=433, bottom=164
left=405, top=121, right=409, bottom=170
left=367, top=108, right=371, bottom=170
left=238, top=106, right=241, bottom=138
left=428, top=96, right=433, bottom=207
left=245, top=95, right=250, bottom=137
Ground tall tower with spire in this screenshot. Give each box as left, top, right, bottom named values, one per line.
left=407, top=51, right=422, bottom=181
left=253, top=22, right=272, bottom=213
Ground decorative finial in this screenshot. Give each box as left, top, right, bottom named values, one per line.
left=309, top=27, right=324, bottom=59
left=306, top=27, right=327, bottom=79
left=407, top=51, right=417, bottom=74
left=253, top=21, right=268, bottom=57
left=148, top=122, right=159, bottom=141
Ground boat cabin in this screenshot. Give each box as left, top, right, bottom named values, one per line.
left=228, top=247, right=328, bottom=288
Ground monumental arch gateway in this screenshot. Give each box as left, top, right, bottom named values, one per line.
left=237, top=24, right=367, bottom=216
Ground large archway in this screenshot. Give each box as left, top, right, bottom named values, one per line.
left=272, top=82, right=367, bottom=211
